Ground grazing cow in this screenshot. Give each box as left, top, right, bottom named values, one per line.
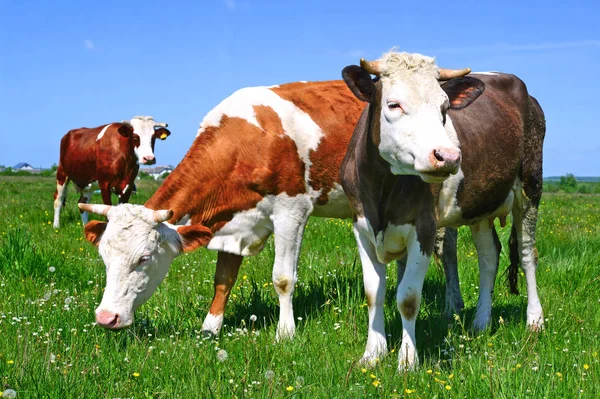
left=53, top=116, right=171, bottom=228
left=340, top=51, right=545, bottom=370
left=79, top=81, right=366, bottom=337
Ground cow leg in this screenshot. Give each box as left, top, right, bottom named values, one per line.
left=470, top=221, right=501, bottom=331
left=354, top=227, right=388, bottom=366
left=513, top=190, right=544, bottom=330
left=396, top=228, right=430, bottom=370
left=271, top=197, right=312, bottom=341
left=77, top=184, right=95, bottom=226
left=437, top=227, right=464, bottom=319
left=98, top=181, right=113, bottom=205
left=53, top=166, right=70, bottom=229
left=118, top=184, right=133, bottom=204
left=201, top=251, right=243, bottom=336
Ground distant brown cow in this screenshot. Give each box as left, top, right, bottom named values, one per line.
left=53, top=116, right=171, bottom=228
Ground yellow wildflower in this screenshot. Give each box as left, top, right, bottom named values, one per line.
left=286, top=386, right=294, bottom=391
left=445, top=385, right=452, bottom=390
left=583, top=364, right=589, bottom=370
left=132, top=372, right=140, bottom=377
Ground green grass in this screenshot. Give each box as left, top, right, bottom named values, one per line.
left=1, top=176, right=599, bottom=398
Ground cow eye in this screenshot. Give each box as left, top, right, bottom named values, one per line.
left=139, top=255, right=151, bottom=264
left=387, top=101, right=403, bottom=111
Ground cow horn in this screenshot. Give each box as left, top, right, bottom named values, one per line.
left=78, top=203, right=112, bottom=216
left=153, top=209, right=174, bottom=223
left=154, top=122, right=168, bottom=128
left=438, top=67, right=471, bottom=81
left=360, top=58, right=382, bottom=76
left=121, top=120, right=132, bottom=126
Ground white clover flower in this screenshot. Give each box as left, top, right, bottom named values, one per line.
left=217, top=349, right=228, bottom=362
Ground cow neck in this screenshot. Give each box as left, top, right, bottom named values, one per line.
left=358, top=103, right=437, bottom=256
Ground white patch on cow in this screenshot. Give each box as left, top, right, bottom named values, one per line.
left=201, top=313, right=224, bottom=335
left=96, top=124, right=112, bottom=141
left=53, top=181, right=68, bottom=228
left=311, top=183, right=352, bottom=218
left=126, top=116, right=163, bottom=165
left=376, top=52, right=461, bottom=182
left=196, top=86, right=325, bottom=195
left=299, top=81, right=307, bottom=84
left=123, top=184, right=129, bottom=194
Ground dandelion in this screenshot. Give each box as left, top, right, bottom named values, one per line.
left=372, top=380, right=381, bottom=387
left=265, top=370, right=275, bottom=380
left=556, top=372, right=563, bottom=378
left=217, top=349, right=228, bottom=362
left=2, top=389, right=17, bottom=398
left=445, top=385, right=452, bottom=390
left=64, top=297, right=72, bottom=305
left=7, top=360, right=14, bottom=364
left=286, top=386, right=294, bottom=392
left=583, top=364, right=590, bottom=370
left=361, top=368, right=367, bottom=373
left=250, top=315, right=257, bottom=322
left=48, top=266, right=55, bottom=273
left=405, top=388, right=415, bottom=394
left=132, top=372, right=140, bottom=377
left=426, top=369, right=433, bottom=374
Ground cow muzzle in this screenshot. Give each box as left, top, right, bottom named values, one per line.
left=140, top=154, right=156, bottom=165
left=96, top=309, right=125, bottom=330
left=418, top=147, right=461, bottom=182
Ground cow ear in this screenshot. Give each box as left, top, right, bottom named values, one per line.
left=117, top=125, right=133, bottom=137
left=443, top=76, right=485, bottom=110
left=84, top=220, right=107, bottom=246
left=154, top=127, right=171, bottom=141
left=342, top=65, right=376, bottom=102
left=176, top=225, right=212, bottom=253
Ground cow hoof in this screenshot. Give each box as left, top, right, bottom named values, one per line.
left=527, top=319, right=544, bottom=332
left=275, top=328, right=295, bottom=342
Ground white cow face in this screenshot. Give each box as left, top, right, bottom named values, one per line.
left=342, top=51, right=482, bottom=183
left=81, top=204, right=211, bottom=330
left=122, top=116, right=170, bottom=165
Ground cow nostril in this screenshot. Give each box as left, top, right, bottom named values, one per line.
left=433, top=150, right=445, bottom=163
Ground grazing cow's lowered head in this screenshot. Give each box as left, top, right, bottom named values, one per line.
left=79, top=203, right=212, bottom=329
left=121, top=116, right=171, bottom=165
left=342, top=51, right=480, bottom=183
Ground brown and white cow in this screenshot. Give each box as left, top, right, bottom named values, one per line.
left=53, top=116, right=171, bottom=228
left=340, top=51, right=545, bottom=369
left=78, top=81, right=365, bottom=338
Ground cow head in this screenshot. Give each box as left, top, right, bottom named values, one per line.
left=79, top=203, right=212, bottom=330
left=342, top=51, right=482, bottom=183
left=120, top=116, right=171, bottom=165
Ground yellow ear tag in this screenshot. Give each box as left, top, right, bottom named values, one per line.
left=160, top=133, right=168, bottom=140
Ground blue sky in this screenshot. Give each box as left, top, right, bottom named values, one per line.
left=1, top=0, right=598, bottom=177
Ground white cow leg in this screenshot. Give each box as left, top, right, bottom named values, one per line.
left=513, top=199, right=544, bottom=330
left=354, top=227, right=388, bottom=366
left=396, top=229, right=429, bottom=371
left=271, top=198, right=312, bottom=341
left=53, top=178, right=69, bottom=229
left=471, top=221, right=501, bottom=331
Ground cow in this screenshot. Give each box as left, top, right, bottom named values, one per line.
left=53, top=116, right=171, bottom=228
left=340, top=50, right=545, bottom=370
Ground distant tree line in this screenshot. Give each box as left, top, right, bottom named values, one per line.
left=544, top=173, right=600, bottom=194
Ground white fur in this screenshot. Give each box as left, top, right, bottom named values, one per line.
left=53, top=181, right=68, bottom=228
left=196, top=86, right=325, bottom=196
left=96, top=124, right=112, bottom=141
left=127, top=116, right=161, bottom=164
left=470, top=220, right=499, bottom=331
left=377, top=53, right=461, bottom=181
left=201, top=313, right=224, bottom=335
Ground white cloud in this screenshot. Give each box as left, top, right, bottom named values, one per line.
left=433, top=40, right=600, bottom=55
left=84, top=39, right=95, bottom=51
left=224, top=0, right=235, bottom=10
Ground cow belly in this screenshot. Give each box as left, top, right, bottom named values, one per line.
left=355, top=217, right=411, bottom=264
left=206, top=192, right=314, bottom=256
left=311, top=183, right=352, bottom=219
left=437, top=174, right=519, bottom=228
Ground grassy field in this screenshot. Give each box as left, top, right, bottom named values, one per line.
left=0, top=176, right=599, bottom=398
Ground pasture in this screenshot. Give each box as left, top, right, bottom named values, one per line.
left=0, top=176, right=598, bottom=398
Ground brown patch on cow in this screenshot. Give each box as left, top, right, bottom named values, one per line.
left=145, top=110, right=306, bottom=232
left=83, top=220, right=107, bottom=246
left=533, top=247, right=539, bottom=263
left=273, top=277, right=290, bottom=295
left=399, top=291, right=419, bottom=320
left=452, top=74, right=529, bottom=220
left=271, top=81, right=365, bottom=205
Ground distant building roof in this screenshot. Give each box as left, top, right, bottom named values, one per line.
left=14, top=162, right=34, bottom=169
left=142, top=165, right=174, bottom=174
